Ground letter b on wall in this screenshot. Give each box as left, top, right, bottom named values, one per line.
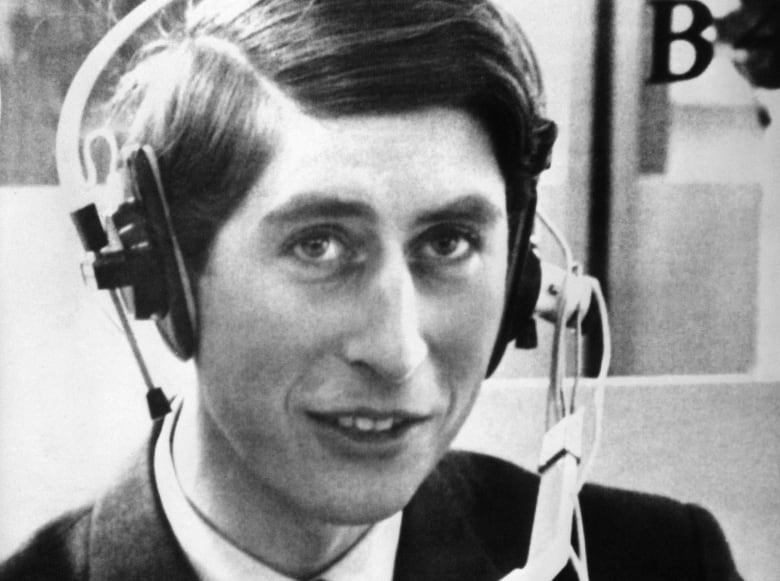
left=648, top=0, right=714, bottom=83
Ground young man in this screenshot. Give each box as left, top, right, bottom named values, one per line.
left=0, top=1, right=742, bottom=579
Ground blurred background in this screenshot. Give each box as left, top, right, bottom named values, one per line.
left=1, top=0, right=778, bottom=578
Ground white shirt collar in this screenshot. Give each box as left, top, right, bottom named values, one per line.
left=154, top=398, right=403, bottom=581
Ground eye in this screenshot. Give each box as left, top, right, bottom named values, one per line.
left=423, top=234, right=470, bottom=259
left=292, top=233, right=346, bottom=264
left=417, top=226, right=480, bottom=262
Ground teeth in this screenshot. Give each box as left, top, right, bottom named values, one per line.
left=336, top=416, right=397, bottom=432
left=374, top=418, right=394, bottom=431
left=337, top=416, right=355, bottom=428
left=355, top=417, right=374, bottom=431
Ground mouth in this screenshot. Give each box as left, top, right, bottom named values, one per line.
left=306, top=409, right=430, bottom=446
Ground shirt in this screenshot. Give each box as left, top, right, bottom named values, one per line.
left=154, top=398, right=402, bottom=581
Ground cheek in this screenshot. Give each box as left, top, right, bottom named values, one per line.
left=195, top=270, right=293, bottom=406
left=192, top=273, right=330, bottom=470
left=446, top=256, right=507, bottom=358
left=195, top=263, right=348, bottom=409
left=432, top=262, right=507, bottom=412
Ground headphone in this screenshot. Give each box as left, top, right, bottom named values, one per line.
left=72, top=146, right=197, bottom=359
left=60, top=0, right=558, bottom=406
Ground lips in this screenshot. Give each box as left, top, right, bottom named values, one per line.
left=307, top=409, right=430, bottom=441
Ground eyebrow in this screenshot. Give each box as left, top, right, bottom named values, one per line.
left=413, top=194, right=505, bottom=228
left=262, top=193, right=377, bottom=225
left=262, top=192, right=504, bottom=227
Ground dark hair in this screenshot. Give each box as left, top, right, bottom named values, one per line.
left=110, top=0, right=552, bottom=273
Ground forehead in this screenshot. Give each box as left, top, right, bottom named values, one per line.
left=246, top=105, right=507, bottom=225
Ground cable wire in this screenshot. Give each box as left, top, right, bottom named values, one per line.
left=531, top=207, right=612, bottom=581
left=577, top=278, right=610, bottom=490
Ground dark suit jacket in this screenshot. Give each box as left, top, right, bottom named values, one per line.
left=0, top=423, right=742, bottom=581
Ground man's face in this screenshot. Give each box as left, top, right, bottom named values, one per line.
left=195, top=106, right=508, bottom=526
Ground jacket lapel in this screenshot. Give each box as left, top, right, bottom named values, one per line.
left=88, top=422, right=198, bottom=581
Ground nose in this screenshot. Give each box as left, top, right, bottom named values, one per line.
left=342, top=250, right=429, bottom=383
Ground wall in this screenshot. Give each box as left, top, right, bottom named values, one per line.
left=455, top=377, right=780, bottom=581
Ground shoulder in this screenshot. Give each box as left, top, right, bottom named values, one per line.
left=0, top=506, right=92, bottom=581
left=578, top=481, right=742, bottom=580
left=419, top=451, right=741, bottom=580
left=0, top=422, right=187, bottom=581
left=395, top=451, right=539, bottom=578
left=400, top=450, right=539, bottom=574
left=429, top=450, right=540, bottom=524
left=426, top=450, right=541, bottom=541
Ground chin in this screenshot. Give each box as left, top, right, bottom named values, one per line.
left=310, top=460, right=436, bottom=526
left=320, top=484, right=418, bottom=526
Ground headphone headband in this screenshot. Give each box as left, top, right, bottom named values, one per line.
left=56, top=0, right=178, bottom=202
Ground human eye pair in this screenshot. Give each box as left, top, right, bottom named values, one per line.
left=285, top=222, right=484, bottom=277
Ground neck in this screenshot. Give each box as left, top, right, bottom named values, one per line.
left=172, top=392, right=370, bottom=579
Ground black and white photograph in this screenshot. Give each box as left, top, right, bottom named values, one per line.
left=0, top=1, right=777, bottom=579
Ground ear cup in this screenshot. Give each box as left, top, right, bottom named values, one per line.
left=485, top=187, right=539, bottom=377
left=126, top=146, right=197, bottom=359
left=485, top=120, right=557, bottom=377
left=108, top=199, right=169, bottom=320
